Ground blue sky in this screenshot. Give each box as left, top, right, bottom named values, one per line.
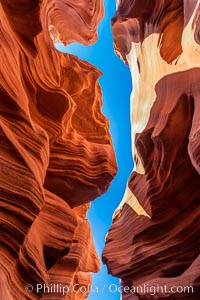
left=56, top=1, right=133, bottom=299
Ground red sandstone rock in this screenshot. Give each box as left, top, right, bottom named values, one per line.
left=103, top=1, right=200, bottom=299
left=0, top=1, right=117, bottom=299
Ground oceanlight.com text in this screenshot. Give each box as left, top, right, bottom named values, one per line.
left=25, top=283, right=194, bottom=296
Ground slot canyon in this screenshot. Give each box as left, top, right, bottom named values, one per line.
left=0, top=1, right=200, bottom=300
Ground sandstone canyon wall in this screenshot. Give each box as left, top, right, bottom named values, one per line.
left=0, top=1, right=117, bottom=299
left=103, top=0, right=200, bottom=299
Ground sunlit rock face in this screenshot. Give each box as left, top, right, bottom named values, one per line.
left=103, top=1, right=200, bottom=299
left=0, top=1, right=117, bottom=299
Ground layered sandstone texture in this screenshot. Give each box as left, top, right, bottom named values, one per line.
left=0, top=1, right=117, bottom=299
left=103, top=1, right=200, bottom=299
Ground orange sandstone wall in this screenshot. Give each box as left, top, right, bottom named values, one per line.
left=103, top=1, right=200, bottom=299
left=0, top=1, right=117, bottom=299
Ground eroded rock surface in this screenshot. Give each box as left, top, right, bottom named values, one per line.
left=0, top=1, right=117, bottom=299
left=103, top=1, right=200, bottom=299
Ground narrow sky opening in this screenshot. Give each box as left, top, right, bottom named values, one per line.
left=56, top=1, right=133, bottom=299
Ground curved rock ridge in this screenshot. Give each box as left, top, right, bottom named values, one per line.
left=103, top=1, right=200, bottom=299
left=0, top=1, right=117, bottom=299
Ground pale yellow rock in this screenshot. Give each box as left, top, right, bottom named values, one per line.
left=113, top=186, right=151, bottom=220
left=48, top=25, right=62, bottom=44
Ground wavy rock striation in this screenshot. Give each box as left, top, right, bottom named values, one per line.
left=0, top=1, right=117, bottom=299
left=103, top=1, right=200, bottom=299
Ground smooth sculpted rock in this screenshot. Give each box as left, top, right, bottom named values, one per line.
left=0, top=1, right=117, bottom=299
left=103, top=1, right=200, bottom=299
